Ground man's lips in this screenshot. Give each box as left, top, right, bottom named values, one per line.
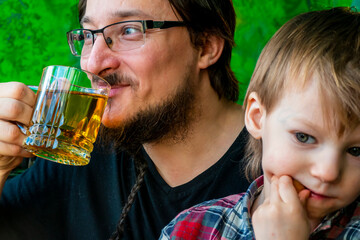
left=108, top=84, right=130, bottom=98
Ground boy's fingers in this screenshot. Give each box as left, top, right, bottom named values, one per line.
left=298, top=189, right=311, bottom=207
left=269, top=176, right=281, bottom=203
left=278, top=176, right=299, bottom=203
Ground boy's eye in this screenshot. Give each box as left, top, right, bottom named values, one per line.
left=295, top=132, right=316, bottom=144
left=347, top=147, right=360, bottom=157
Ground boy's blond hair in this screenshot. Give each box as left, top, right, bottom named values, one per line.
left=244, top=7, right=360, bottom=180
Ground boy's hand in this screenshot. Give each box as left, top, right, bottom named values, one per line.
left=252, top=175, right=311, bottom=240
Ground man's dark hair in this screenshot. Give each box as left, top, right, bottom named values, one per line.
left=78, top=0, right=239, bottom=102
left=167, top=0, right=239, bottom=102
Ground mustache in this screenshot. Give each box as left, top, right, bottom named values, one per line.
left=104, top=73, right=136, bottom=87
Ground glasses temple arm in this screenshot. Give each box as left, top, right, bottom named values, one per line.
left=144, top=20, right=185, bottom=29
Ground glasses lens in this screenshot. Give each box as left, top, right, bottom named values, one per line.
left=68, top=21, right=145, bottom=57
left=68, top=30, right=88, bottom=56
left=104, top=21, right=145, bottom=51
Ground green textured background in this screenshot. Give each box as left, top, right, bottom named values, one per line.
left=0, top=0, right=357, bottom=102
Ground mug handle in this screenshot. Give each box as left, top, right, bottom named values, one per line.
left=27, top=85, right=38, bottom=93
left=15, top=85, right=39, bottom=135
left=17, top=122, right=29, bottom=135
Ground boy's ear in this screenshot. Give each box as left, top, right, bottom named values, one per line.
left=197, top=34, right=224, bottom=69
left=245, top=92, right=265, bottom=139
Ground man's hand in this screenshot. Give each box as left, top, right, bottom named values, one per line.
left=252, top=175, right=311, bottom=240
left=0, top=82, right=36, bottom=176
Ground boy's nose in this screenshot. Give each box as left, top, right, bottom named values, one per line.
left=310, top=149, right=343, bottom=183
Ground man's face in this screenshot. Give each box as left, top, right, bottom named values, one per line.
left=259, top=80, right=360, bottom=222
left=80, top=0, right=199, bottom=129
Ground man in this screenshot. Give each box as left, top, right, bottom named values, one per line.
left=0, top=0, right=249, bottom=239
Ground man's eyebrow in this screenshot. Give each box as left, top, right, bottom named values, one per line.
left=80, top=16, right=91, bottom=26
left=80, top=10, right=153, bottom=26
left=112, top=10, right=152, bottom=19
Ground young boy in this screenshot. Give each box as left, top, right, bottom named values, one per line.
left=159, top=7, right=360, bottom=239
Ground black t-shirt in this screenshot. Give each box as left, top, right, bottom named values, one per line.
left=0, top=128, right=250, bottom=240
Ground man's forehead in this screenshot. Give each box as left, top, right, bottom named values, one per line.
left=81, top=10, right=152, bottom=26
left=83, top=0, right=176, bottom=26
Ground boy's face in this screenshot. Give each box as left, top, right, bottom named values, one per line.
left=248, top=79, right=360, bottom=222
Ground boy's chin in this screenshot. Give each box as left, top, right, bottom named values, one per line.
left=305, top=200, right=340, bottom=223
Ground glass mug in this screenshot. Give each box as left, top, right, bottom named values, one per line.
left=19, top=65, right=110, bottom=166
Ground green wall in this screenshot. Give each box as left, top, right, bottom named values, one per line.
left=0, top=0, right=356, bottom=102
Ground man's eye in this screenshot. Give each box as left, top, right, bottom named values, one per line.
left=295, top=132, right=316, bottom=144
left=84, top=32, right=92, bottom=39
left=347, top=147, right=360, bottom=157
left=123, top=27, right=140, bottom=35
left=82, top=31, right=93, bottom=45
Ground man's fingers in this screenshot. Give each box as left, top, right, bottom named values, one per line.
left=0, top=98, right=34, bottom=125
left=0, top=141, right=33, bottom=158
left=0, top=82, right=36, bottom=107
left=0, top=120, right=27, bottom=146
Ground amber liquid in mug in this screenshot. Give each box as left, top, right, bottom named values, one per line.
left=24, top=90, right=107, bottom=166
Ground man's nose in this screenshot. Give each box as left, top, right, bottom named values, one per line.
left=310, top=148, right=343, bottom=183
left=81, top=34, right=120, bottom=77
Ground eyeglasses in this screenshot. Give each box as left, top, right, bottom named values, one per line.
left=67, top=20, right=185, bottom=57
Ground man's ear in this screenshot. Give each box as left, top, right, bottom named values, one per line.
left=197, top=34, right=224, bottom=69
left=245, top=92, right=265, bottom=139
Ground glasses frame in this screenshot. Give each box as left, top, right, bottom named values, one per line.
left=67, top=20, right=185, bottom=57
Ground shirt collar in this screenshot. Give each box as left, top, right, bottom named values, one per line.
left=221, top=176, right=264, bottom=239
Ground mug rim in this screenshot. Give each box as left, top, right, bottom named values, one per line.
left=43, top=65, right=111, bottom=88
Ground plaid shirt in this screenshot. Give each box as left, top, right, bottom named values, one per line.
left=159, top=176, right=360, bottom=240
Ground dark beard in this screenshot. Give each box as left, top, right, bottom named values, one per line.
left=97, top=74, right=197, bottom=154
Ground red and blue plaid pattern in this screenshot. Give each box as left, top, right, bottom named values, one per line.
left=160, top=176, right=360, bottom=240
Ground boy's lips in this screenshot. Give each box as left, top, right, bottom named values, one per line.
left=293, top=179, right=332, bottom=199
left=309, top=191, right=330, bottom=199
left=307, top=188, right=334, bottom=199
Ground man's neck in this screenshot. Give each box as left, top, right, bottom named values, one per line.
left=144, top=96, right=244, bottom=187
